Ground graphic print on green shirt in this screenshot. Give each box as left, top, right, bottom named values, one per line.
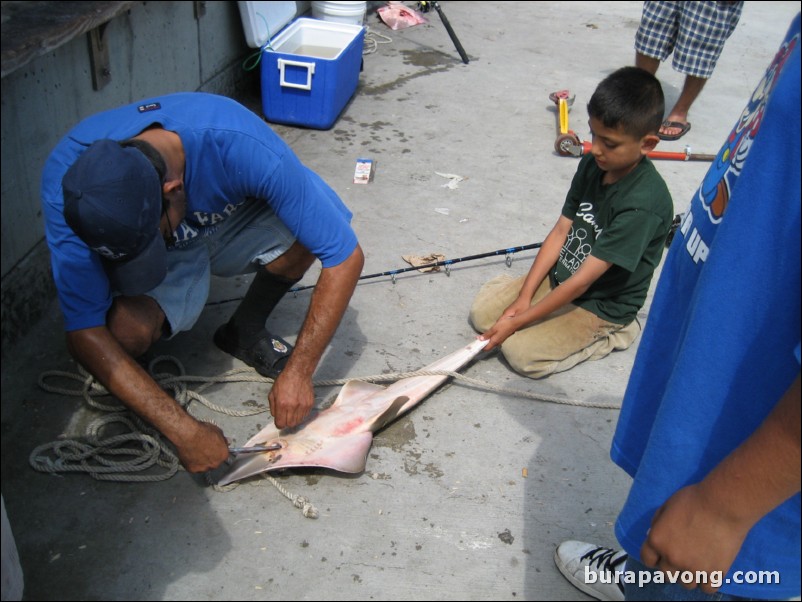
left=553, top=154, right=673, bottom=324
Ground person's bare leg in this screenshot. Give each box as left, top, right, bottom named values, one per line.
left=107, top=296, right=166, bottom=357
left=637, top=53, right=707, bottom=138
left=636, top=52, right=661, bottom=75
left=661, top=74, right=707, bottom=137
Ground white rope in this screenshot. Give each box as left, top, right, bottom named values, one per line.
left=259, top=474, right=319, bottom=519
left=207, top=469, right=320, bottom=519
left=363, top=26, right=393, bottom=55
left=34, top=357, right=319, bottom=517
left=313, top=370, right=621, bottom=410
left=31, top=355, right=616, bottom=517
left=29, top=412, right=180, bottom=482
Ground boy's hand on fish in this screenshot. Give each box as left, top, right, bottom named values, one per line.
left=480, top=315, right=520, bottom=351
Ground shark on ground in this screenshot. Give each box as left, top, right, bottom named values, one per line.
left=217, top=338, right=488, bottom=485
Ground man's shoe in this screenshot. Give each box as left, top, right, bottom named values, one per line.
left=554, top=540, right=627, bottom=601
left=214, top=323, right=293, bottom=379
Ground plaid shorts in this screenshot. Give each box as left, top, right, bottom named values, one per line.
left=635, top=1, right=744, bottom=78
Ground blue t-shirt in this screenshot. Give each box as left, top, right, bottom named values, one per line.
left=612, top=15, right=801, bottom=599
left=41, top=92, right=358, bottom=331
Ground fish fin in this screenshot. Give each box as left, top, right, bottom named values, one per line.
left=217, top=431, right=375, bottom=485
left=371, top=395, right=411, bottom=431
left=331, top=380, right=386, bottom=407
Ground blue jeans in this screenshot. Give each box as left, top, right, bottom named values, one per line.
left=624, top=557, right=775, bottom=601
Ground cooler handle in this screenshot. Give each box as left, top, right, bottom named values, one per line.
left=278, top=59, right=316, bottom=90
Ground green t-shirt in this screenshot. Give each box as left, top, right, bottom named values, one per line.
left=553, top=154, right=673, bottom=324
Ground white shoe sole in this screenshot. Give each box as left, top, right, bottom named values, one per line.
left=553, top=547, right=622, bottom=601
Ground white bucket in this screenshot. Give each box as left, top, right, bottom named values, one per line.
left=311, top=1, right=366, bottom=26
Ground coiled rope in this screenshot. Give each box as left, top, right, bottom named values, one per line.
left=363, top=27, right=393, bottom=55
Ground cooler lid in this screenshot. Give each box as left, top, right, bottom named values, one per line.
left=238, top=1, right=297, bottom=48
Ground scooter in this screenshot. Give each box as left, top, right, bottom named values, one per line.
left=550, top=90, right=715, bottom=162
left=550, top=89, right=583, bottom=156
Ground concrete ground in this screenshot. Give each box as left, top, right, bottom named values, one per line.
left=2, top=2, right=799, bottom=600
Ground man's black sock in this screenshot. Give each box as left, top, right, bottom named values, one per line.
left=225, top=270, right=299, bottom=347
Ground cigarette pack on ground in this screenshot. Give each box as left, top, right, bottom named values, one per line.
left=354, top=158, right=375, bottom=184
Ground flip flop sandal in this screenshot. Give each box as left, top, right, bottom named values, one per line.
left=658, top=120, right=691, bottom=141
left=214, top=324, right=293, bottom=379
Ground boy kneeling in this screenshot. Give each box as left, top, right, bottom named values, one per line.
left=471, top=67, right=673, bottom=378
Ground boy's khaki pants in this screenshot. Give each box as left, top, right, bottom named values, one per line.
left=469, top=274, right=640, bottom=379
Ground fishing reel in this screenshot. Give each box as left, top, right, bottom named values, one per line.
left=665, top=213, right=684, bottom=248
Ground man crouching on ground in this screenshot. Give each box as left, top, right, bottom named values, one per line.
left=41, top=92, right=364, bottom=473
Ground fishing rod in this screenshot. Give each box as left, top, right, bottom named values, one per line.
left=205, top=242, right=542, bottom=306
left=418, top=1, right=470, bottom=64
left=290, top=241, right=542, bottom=293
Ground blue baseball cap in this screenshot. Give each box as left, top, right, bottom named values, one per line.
left=62, top=139, right=167, bottom=296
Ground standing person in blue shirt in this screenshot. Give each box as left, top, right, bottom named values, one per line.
left=555, top=13, right=801, bottom=601
left=41, top=92, right=365, bottom=473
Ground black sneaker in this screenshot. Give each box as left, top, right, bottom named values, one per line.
left=213, top=323, right=293, bottom=379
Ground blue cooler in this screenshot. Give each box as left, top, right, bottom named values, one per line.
left=260, top=18, right=365, bottom=129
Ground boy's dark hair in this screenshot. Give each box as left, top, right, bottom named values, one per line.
left=587, top=67, right=664, bottom=138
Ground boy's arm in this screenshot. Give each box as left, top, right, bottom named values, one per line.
left=641, top=373, right=802, bottom=594
left=481, top=250, right=612, bottom=350
left=513, top=215, right=573, bottom=307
